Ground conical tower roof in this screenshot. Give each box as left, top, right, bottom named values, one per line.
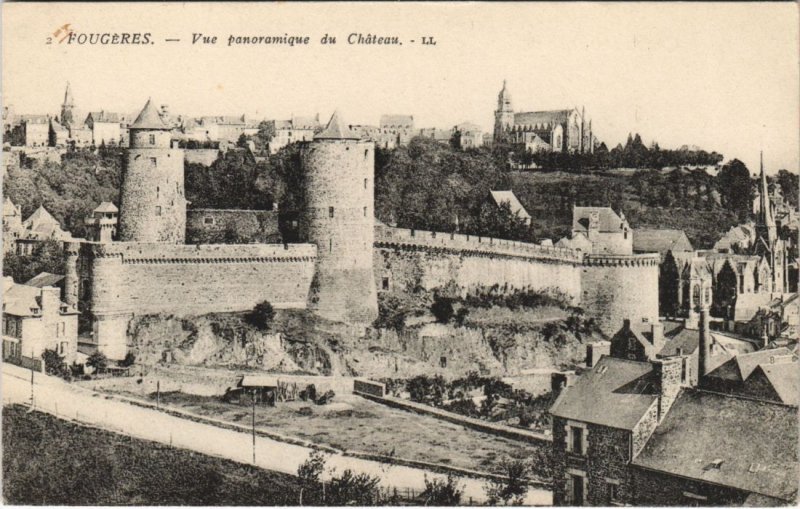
left=130, top=98, right=169, bottom=130
left=314, top=110, right=360, bottom=140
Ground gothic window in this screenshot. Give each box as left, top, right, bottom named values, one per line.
left=693, top=285, right=701, bottom=306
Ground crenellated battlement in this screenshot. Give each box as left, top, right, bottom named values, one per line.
left=82, top=241, right=317, bottom=264
left=583, top=253, right=660, bottom=267
left=374, top=225, right=583, bottom=264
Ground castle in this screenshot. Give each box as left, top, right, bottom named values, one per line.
left=66, top=99, right=658, bottom=360
left=493, top=81, right=596, bottom=154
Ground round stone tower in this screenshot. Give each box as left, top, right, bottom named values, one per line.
left=118, top=98, right=186, bottom=243
left=302, top=111, right=378, bottom=324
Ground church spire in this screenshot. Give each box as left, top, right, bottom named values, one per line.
left=60, top=82, right=75, bottom=126
left=759, top=151, right=776, bottom=239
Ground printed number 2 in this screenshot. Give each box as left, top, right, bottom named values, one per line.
left=46, top=37, right=52, bottom=44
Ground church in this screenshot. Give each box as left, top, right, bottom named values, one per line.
left=493, top=80, right=596, bottom=154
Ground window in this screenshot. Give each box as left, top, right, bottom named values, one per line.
left=572, top=427, right=584, bottom=454
left=155, top=206, right=162, bottom=216
left=606, top=479, right=620, bottom=504
left=566, top=473, right=586, bottom=506
left=364, top=178, right=368, bottom=189
left=382, top=277, right=390, bottom=291
left=149, top=134, right=155, bottom=145
left=150, top=157, right=157, bottom=167
left=204, top=217, right=214, bottom=225
left=363, top=206, right=367, bottom=217
left=329, top=239, right=332, bottom=253
left=329, top=206, right=334, bottom=218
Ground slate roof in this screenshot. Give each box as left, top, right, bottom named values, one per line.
left=291, top=115, right=320, bottom=130
left=549, top=356, right=658, bottom=430
left=86, top=111, right=121, bottom=124
left=572, top=206, right=627, bottom=233
left=748, top=362, right=800, bottom=406
left=3, top=280, right=42, bottom=317
left=315, top=111, right=360, bottom=140
left=23, top=206, right=59, bottom=230
left=633, top=228, right=693, bottom=254
left=94, top=201, right=118, bottom=213
left=19, top=115, right=49, bottom=124
left=489, top=190, right=531, bottom=220
left=24, top=272, right=65, bottom=288
left=379, top=114, right=414, bottom=128
left=705, top=347, right=795, bottom=382
left=513, top=109, right=573, bottom=127
left=632, top=389, right=799, bottom=502
left=130, top=99, right=169, bottom=130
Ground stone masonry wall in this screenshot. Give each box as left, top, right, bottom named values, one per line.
left=632, top=465, right=751, bottom=506
left=75, top=241, right=316, bottom=358
left=581, top=254, right=660, bottom=336
left=186, top=209, right=280, bottom=244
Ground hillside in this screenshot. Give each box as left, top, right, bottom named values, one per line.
left=508, top=168, right=741, bottom=249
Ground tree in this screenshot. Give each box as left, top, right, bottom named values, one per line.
left=326, top=469, right=381, bottom=506
left=717, top=159, right=753, bottom=219
left=118, top=352, right=136, bottom=368
left=247, top=300, right=275, bottom=331
left=776, top=169, right=799, bottom=209
left=86, top=351, right=108, bottom=373
left=42, top=348, right=69, bottom=378
left=484, top=457, right=529, bottom=505
left=431, top=296, right=455, bottom=323
left=659, top=251, right=680, bottom=317
left=3, top=239, right=66, bottom=284
left=421, top=474, right=464, bottom=506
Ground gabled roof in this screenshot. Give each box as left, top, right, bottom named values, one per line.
left=549, top=356, right=658, bottom=430
left=379, top=114, right=414, bottom=128
left=130, top=99, right=169, bottom=130
left=705, top=347, right=795, bottom=382
left=291, top=115, right=320, bottom=130
left=632, top=389, right=798, bottom=502
left=3, top=198, right=20, bottom=217
left=513, top=109, right=574, bottom=127
left=23, top=206, right=59, bottom=229
left=746, top=362, right=800, bottom=406
left=94, top=201, right=118, bottom=213
left=86, top=111, right=121, bottom=124
left=3, top=281, right=42, bottom=317
left=489, top=190, right=531, bottom=220
left=19, top=114, right=49, bottom=124
left=314, top=110, right=360, bottom=140
left=572, top=206, right=627, bottom=233
left=24, top=272, right=65, bottom=288
left=633, top=228, right=693, bottom=254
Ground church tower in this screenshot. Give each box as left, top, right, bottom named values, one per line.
left=118, top=98, right=186, bottom=243
left=302, top=111, right=378, bottom=324
left=60, top=82, right=75, bottom=126
left=494, top=80, right=514, bottom=143
left=754, top=152, right=786, bottom=292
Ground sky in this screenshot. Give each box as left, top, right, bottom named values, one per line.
left=3, top=2, right=799, bottom=174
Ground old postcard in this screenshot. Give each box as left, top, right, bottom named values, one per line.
left=2, top=2, right=798, bottom=506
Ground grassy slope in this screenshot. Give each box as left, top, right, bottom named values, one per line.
left=2, top=404, right=314, bottom=506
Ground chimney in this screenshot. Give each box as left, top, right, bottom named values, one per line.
left=39, top=286, right=62, bottom=317
left=588, top=210, right=600, bottom=232
left=586, top=341, right=611, bottom=368
left=698, top=307, right=712, bottom=377
left=652, top=357, right=682, bottom=421
left=650, top=322, right=665, bottom=353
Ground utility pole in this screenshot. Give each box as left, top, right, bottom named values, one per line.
left=29, top=347, right=35, bottom=409
left=252, top=388, right=256, bottom=464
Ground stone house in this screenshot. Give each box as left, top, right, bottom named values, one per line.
left=632, top=228, right=693, bottom=257
left=2, top=277, right=79, bottom=370
left=15, top=115, right=50, bottom=147
left=549, top=355, right=683, bottom=505
left=268, top=115, right=320, bottom=154
left=631, top=389, right=797, bottom=506
left=571, top=206, right=632, bottom=255
left=85, top=111, right=121, bottom=146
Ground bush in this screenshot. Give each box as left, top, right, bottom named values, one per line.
left=421, top=474, right=464, bottom=506
left=297, top=450, right=327, bottom=483
left=247, top=300, right=275, bottom=331
left=484, top=457, right=529, bottom=505
left=431, top=296, right=455, bottom=323
left=326, top=469, right=381, bottom=506
left=42, top=349, right=69, bottom=379
left=86, top=351, right=108, bottom=373
left=118, top=352, right=136, bottom=368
